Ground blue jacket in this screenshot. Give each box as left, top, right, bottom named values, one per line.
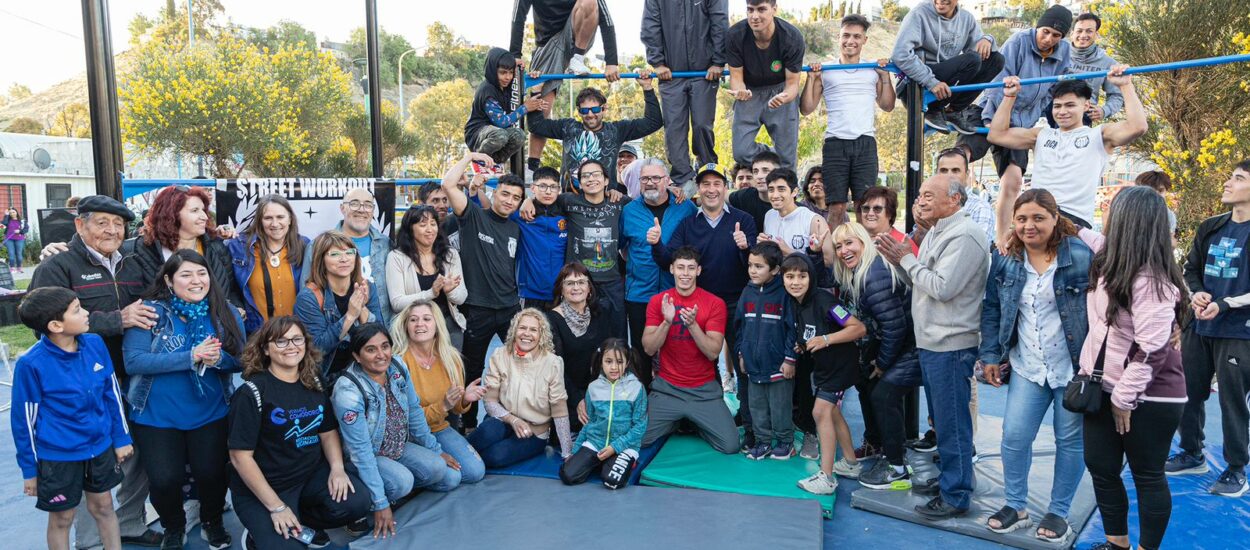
left=652, top=206, right=758, bottom=301
left=294, top=283, right=384, bottom=379
left=734, top=276, right=798, bottom=383
left=513, top=206, right=567, bottom=302
left=980, top=28, right=1072, bottom=127
left=226, top=233, right=311, bottom=334
left=979, top=236, right=1092, bottom=368
left=856, top=258, right=921, bottom=387
left=300, top=222, right=392, bottom=324
left=331, top=360, right=442, bottom=511
left=11, top=334, right=131, bottom=479
left=573, top=372, right=648, bottom=454
left=122, top=300, right=244, bottom=415
left=621, top=195, right=696, bottom=303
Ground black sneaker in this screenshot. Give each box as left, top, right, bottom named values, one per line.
left=740, top=430, right=756, bottom=454
left=924, top=111, right=951, bottom=133
left=910, top=430, right=938, bottom=452
left=1165, top=450, right=1209, bottom=475
left=915, top=495, right=968, bottom=521
left=160, top=529, right=186, bottom=550
left=121, top=529, right=164, bottom=547
left=344, top=516, right=371, bottom=537
left=948, top=106, right=984, bottom=135
left=199, top=520, right=231, bottom=550
left=309, top=529, right=332, bottom=549
left=1211, top=468, right=1248, bottom=497
left=859, top=459, right=912, bottom=490
left=912, top=476, right=940, bottom=496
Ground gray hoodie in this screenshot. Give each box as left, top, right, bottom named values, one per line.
left=1069, top=43, right=1123, bottom=119
left=891, top=1, right=995, bottom=91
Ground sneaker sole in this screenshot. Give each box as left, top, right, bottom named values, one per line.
left=201, top=527, right=231, bottom=550
left=923, top=120, right=951, bottom=134
left=1212, top=484, right=1248, bottom=497
left=1166, top=463, right=1210, bottom=476
left=859, top=478, right=911, bottom=490
left=797, top=482, right=836, bottom=495
left=987, top=518, right=1033, bottom=534
left=770, top=453, right=794, bottom=460
left=950, top=124, right=979, bottom=135
left=911, top=445, right=937, bottom=453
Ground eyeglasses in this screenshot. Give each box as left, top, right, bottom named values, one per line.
left=580, top=171, right=604, bottom=180
left=327, top=249, right=358, bottom=260
left=272, top=336, right=306, bottom=349
left=639, top=176, right=666, bottom=184
left=533, top=183, right=560, bottom=192
left=344, top=200, right=376, bottom=212
left=563, top=279, right=590, bottom=287
left=860, top=205, right=886, bottom=214
left=578, top=106, right=604, bottom=115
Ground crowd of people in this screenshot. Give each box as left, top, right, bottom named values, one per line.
left=7, top=2, right=1247, bottom=550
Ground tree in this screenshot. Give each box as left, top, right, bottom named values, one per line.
left=49, top=103, right=92, bottom=138
left=242, top=20, right=318, bottom=52
left=1101, top=0, right=1250, bottom=246
left=1008, top=0, right=1048, bottom=24
left=341, top=100, right=419, bottom=177
left=6, top=117, right=43, bottom=134
left=7, top=84, right=32, bottom=101
left=403, top=79, right=474, bottom=176
left=881, top=0, right=908, bottom=22
left=346, top=27, right=420, bottom=88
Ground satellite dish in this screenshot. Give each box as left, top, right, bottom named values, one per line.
left=32, top=148, right=51, bottom=170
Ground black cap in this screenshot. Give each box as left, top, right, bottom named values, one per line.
left=1037, top=5, right=1073, bottom=37
left=76, top=195, right=135, bottom=222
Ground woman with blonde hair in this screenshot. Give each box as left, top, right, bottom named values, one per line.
left=467, top=308, right=572, bottom=467
left=295, top=230, right=382, bottom=382
left=390, top=300, right=486, bottom=484
left=228, top=316, right=370, bottom=549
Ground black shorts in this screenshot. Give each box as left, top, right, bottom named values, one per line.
left=822, top=136, right=879, bottom=205
left=957, top=133, right=1030, bottom=176
left=36, top=449, right=123, bottom=512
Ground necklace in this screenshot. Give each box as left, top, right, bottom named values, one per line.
left=263, top=240, right=285, bottom=268
left=410, top=347, right=435, bottom=370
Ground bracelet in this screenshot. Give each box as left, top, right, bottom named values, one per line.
left=268, top=504, right=287, bottom=514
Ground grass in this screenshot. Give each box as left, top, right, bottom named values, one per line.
left=0, top=324, right=36, bottom=357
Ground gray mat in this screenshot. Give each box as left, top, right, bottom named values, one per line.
left=351, top=475, right=825, bottom=549
left=850, top=416, right=1095, bottom=550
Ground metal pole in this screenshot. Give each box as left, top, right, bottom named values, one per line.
left=903, top=80, right=924, bottom=440
left=364, top=0, right=384, bottom=178
left=397, top=48, right=415, bottom=176
left=81, top=0, right=124, bottom=199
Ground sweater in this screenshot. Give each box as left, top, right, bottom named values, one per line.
left=12, top=334, right=131, bottom=478
left=1076, top=230, right=1186, bottom=410
left=734, top=275, right=798, bottom=383
left=651, top=206, right=759, bottom=301
left=891, top=1, right=994, bottom=91
left=483, top=347, right=569, bottom=434
left=899, top=209, right=990, bottom=351
left=384, top=248, right=468, bottom=330
left=573, top=372, right=648, bottom=454
left=980, top=29, right=1072, bottom=127
left=404, top=355, right=470, bottom=434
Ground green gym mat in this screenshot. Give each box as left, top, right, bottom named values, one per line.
left=640, top=429, right=836, bottom=518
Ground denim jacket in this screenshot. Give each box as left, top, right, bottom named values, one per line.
left=979, top=236, right=1092, bottom=370
left=294, top=283, right=383, bottom=379
left=331, top=360, right=441, bottom=511
left=226, top=233, right=310, bottom=334
left=300, top=222, right=392, bottom=324
left=122, top=300, right=244, bottom=414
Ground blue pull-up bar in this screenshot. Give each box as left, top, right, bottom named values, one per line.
left=524, top=61, right=901, bottom=88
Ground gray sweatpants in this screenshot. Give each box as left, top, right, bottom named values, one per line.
left=474, top=126, right=527, bottom=164
left=659, top=78, right=719, bottom=185
left=74, top=442, right=150, bottom=549
left=748, top=378, right=795, bottom=446
left=642, top=377, right=738, bottom=454
left=731, top=82, right=799, bottom=169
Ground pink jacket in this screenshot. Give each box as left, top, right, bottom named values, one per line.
left=1076, top=229, right=1187, bottom=410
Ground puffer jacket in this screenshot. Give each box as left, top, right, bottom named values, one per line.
left=856, top=257, right=920, bottom=387
left=734, top=275, right=798, bottom=383
left=124, top=234, right=245, bottom=310
left=572, top=372, right=648, bottom=454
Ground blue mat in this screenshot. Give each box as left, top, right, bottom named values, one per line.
left=1076, top=443, right=1250, bottom=549
left=484, top=436, right=665, bottom=486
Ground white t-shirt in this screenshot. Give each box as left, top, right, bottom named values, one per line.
left=1030, top=126, right=1107, bottom=224
left=821, top=67, right=879, bottom=139
left=764, top=206, right=819, bottom=252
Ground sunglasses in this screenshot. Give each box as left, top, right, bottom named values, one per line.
left=859, top=205, right=886, bottom=213
left=578, top=106, right=604, bottom=115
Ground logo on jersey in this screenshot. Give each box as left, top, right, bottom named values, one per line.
left=770, top=60, right=782, bottom=73
left=1074, top=136, right=1090, bottom=149
left=1043, top=139, right=1059, bottom=150
left=508, top=237, right=517, bottom=258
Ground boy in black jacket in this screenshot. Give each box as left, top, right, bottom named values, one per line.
left=735, top=241, right=798, bottom=460
left=464, top=47, right=548, bottom=164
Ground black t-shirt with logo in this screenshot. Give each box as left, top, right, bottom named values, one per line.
left=457, top=200, right=521, bottom=309
left=726, top=17, right=806, bottom=89
left=558, top=193, right=631, bottom=283
left=228, top=372, right=338, bottom=492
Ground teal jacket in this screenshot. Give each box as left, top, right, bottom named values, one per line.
left=572, top=372, right=648, bottom=454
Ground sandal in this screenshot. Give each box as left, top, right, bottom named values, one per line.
left=986, top=505, right=1031, bottom=534
left=1035, top=512, right=1070, bottom=542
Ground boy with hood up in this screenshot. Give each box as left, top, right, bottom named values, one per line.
left=464, top=47, right=549, bottom=164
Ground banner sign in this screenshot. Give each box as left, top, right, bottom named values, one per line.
left=214, top=178, right=396, bottom=242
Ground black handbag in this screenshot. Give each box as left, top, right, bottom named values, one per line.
left=1063, top=336, right=1137, bottom=414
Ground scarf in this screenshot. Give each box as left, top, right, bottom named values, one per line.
left=1071, top=44, right=1099, bottom=65
left=559, top=301, right=591, bottom=338
left=170, top=295, right=213, bottom=350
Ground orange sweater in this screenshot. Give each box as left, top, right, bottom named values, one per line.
left=404, top=354, right=470, bottom=433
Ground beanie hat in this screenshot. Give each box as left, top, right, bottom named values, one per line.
left=1037, top=4, right=1073, bottom=37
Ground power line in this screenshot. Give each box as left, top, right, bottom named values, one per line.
left=0, top=7, right=82, bottom=40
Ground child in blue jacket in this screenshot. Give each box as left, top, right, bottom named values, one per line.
left=11, top=287, right=133, bottom=549
left=735, top=241, right=799, bottom=460
left=559, top=338, right=648, bottom=489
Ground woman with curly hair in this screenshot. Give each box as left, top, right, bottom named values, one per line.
left=228, top=316, right=370, bottom=549
left=385, top=205, right=467, bottom=348
left=467, top=308, right=572, bottom=467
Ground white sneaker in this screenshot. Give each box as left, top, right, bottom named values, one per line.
left=797, top=471, right=838, bottom=495
left=567, top=54, right=591, bottom=75
left=832, top=457, right=862, bottom=479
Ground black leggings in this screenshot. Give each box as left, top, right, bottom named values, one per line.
left=230, top=461, right=371, bottom=549
left=1083, top=392, right=1183, bottom=550
left=871, top=379, right=912, bottom=465
left=130, top=418, right=229, bottom=531
left=559, top=447, right=637, bottom=490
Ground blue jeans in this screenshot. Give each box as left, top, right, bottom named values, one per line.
left=1001, top=374, right=1084, bottom=517
left=375, top=442, right=450, bottom=501
left=433, top=427, right=486, bottom=486
left=467, top=416, right=549, bottom=468
left=919, top=347, right=977, bottom=510
left=4, top=239, right=23, bottom=268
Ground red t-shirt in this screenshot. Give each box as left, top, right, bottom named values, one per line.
left=646, top=287, right=727, bottom=388
left=890, top=227, right=921, bottom=255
